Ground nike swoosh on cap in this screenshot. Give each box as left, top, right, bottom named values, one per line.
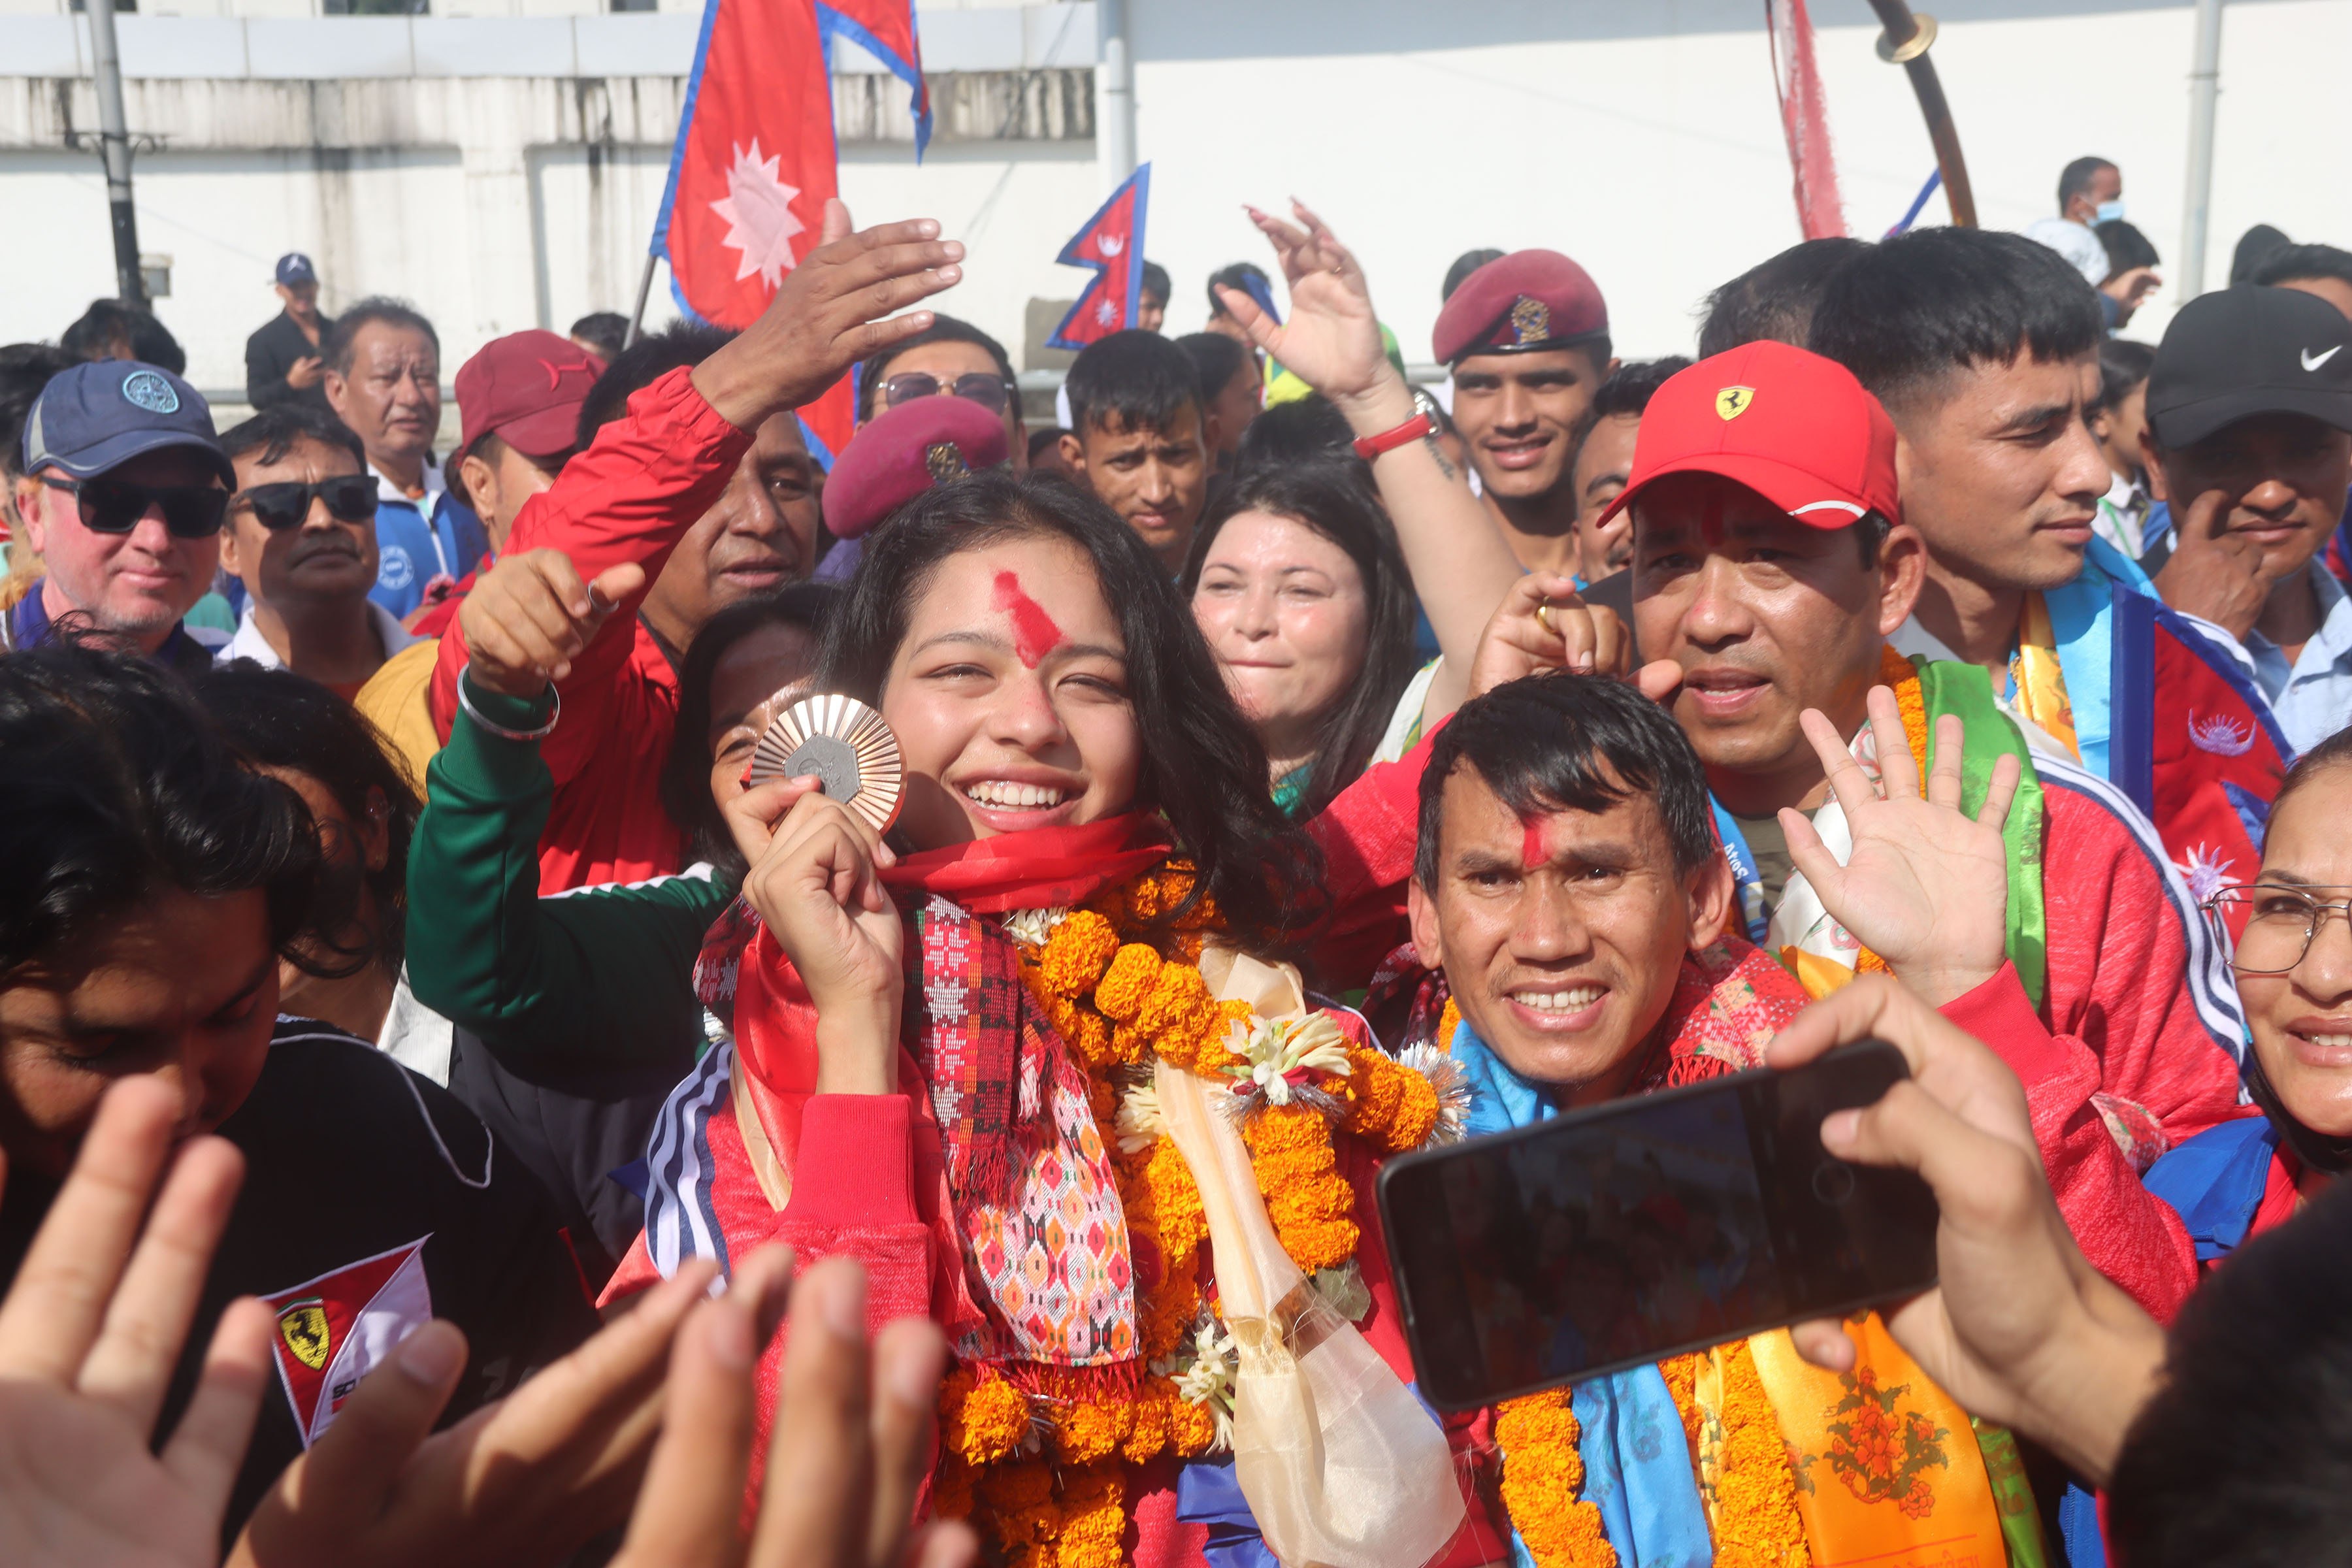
left=2305, top=344, right=2345, bottom=372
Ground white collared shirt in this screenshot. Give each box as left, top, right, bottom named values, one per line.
left=218, top=599, right=420, bottom=672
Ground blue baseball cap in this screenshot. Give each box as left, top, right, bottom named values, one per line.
left=275, top=252, right=318, bottom=286
left=22, top=361, right=235, bottom=489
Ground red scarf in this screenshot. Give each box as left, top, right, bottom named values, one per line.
left=878, top=811, right=1173, bottom=911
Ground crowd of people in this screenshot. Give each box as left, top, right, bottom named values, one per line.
left=3, top=159, right=2352, bottom=1568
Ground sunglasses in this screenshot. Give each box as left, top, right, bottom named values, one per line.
left=877, top=371, right=1012, bottom=416
left=39, top=475, right=229, bottom=540
left=233, top=476, right=380, bottom=532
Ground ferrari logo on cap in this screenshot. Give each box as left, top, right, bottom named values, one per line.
left=278, top=1300, right=331, bottom=1371
left=1715, top=386, right=1756, bottom=421
left=1509, top=296, right=1551, bottom=346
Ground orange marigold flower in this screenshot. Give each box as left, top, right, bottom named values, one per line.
left=1340, top=1047, right=1405, bottom=1137
left=1167, top=1394, right=1217, bottom=1456
left=1497, top=1390, right=1616, bottom=1568
left=1038, top=909, right=1121, bottom=994
left=1052, top=1398, right=1123, bottom=1464
left=1122, top=1391, right=1170, bottom=1463
left=953, top=1373, right=1032, bottom=1466
left=1094, top=943, right=1164, bottom=1022
left=1271, top=1213, right=1360, bottom=1273
left=1134, top=963, right=1213, bottom=1038
left=1242, top=1103, right=1330, bottom=1155
left=1382, top=1066, right=1440, bottom=1151
left=1054, top=1460, right=1128, bottom=1568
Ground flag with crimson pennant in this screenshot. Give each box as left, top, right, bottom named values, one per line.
left=1045, top=164, right=1153, bottom=351
left=652, top=0, right=926, bottom=463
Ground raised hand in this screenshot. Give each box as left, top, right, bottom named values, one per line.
left=230, top=1254, right=727, bottom=1568
left=2151, top=487, right=2272, bottom=640
left=458, top=549, right=647, bottom=698
left=1782, top=687, right=2019, bottom=1007
left=0, top=1076, right=275, bottom=1568
left=693, top=202, right=964, bottom=431
left=1769, top=976, right=2163, bottom=1485
left=610, top=1251, right=974, bottom=1568
left=1218, top=199, right=1392, bottom=413
left=737, top=787, right=906, bottom=1096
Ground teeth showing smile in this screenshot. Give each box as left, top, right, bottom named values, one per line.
left=1514, top=987, right=1603, bottom=1013
left=2295, top=1031, right=2352, bottom=1048
left=964, top=781, right=1069, bottom=809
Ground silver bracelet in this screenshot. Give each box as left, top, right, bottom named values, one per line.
left=456, top=662, right=561, bottom=742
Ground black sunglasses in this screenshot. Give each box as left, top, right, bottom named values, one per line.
left=877, top=371, right=1012, bottom=416
left=232, top=476, right=380, bottom=532
left=40, top=475, right=229, bottom=540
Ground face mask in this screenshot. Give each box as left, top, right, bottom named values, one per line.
left=2095, top=199, right=2126, bottom=225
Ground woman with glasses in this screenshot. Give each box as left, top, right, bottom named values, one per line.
left=2148, top=726, right=2352, bottom=1268
left=851, top=315, right=1027, bottom=477
left=216, top=404, right=418, bottom=695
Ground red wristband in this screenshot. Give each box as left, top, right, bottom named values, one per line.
left=1350, top=410, right=1434, bottom=461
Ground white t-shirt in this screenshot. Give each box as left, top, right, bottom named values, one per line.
left=2022, top=217, right=2110, bottom=286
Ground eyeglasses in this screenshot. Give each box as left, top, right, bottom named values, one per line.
left=39, top=475, right=229, bottom=539
left=877, top=371, right=1012, bottom=416
left=2203, top=884, right=2352, bottom=974
left=232, top=476, right=380, bottom=531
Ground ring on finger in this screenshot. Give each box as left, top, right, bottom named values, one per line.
left=1535, top=601, right=1554, bottom=634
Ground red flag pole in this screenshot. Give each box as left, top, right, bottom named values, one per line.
left=1863, top=1, right=1978, bottom=228
left=1768, top=0, right=1850, bottom=240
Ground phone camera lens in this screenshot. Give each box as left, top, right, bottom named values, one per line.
left=1812, top=1160, right=1857, bottom=1205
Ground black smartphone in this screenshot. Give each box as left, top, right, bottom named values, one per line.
left=1377, top=1040, right=1936, bottom=1410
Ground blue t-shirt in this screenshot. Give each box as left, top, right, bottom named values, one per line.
left=369, top=482, right=488, bottom=621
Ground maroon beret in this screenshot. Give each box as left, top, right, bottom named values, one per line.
left=1431, top=249, right=1609, bottom=366
left=821, top=392, right=1009, bottom=540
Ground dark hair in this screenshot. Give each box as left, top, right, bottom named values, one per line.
left=2267, top=723, right=2352, bottom=828
left=322, top=297, right=439, bottom=378
left=2097, top=219, right=2162, bottom=281
left=218, top=404, right=367, bottom=470
left=1569, top=356, right=1694, bottom=487
left=58, top=302, right=185, bottom=376
left=0, top=644, right=326, bottom=985
left=2057, top=155, right=2117, bottom=210
left=1207, top=262, right=1273, bottom=319
left=1180, top=460, right=1419, bottom=820
left=2097, top=338, right=2157, bottom=413
left=2107, top=1177, right=2352, bottom=1567
left=1177, top=331, right=1251, bottom=405
left=1808, top=228, right=2104, bottom=415
left=1696, top=238, right=1869, bottom=360
left=817, top=470, right=1321, bottom=958
left=660, top=583, right=840, bottom=879
left=0, top=343, right=76, bottom=482
left=1234, top=395, right=1354, bottom=470
left=1443, top=249, right=1507, bottom=302
left=127, top=312, right=185, bottom=376
left=568, top=311, right=630, bottom=361
left=853, top=314, right=1017, bottom=425
left=191, top=663, right=419, bottom=975
left=1414, top=672, right=1718, bottom=890
left=1028, top=426, right=1071, bottom=465
left=1140, top=261, right=1171, bottom=306
left=2232, top=225, right=2296, bottom=286
left=1064, top=330, right=1204, bottom=438
left=578, top=321, right=736, bottom=448
left=2254, top=242, right=2352, bottom=291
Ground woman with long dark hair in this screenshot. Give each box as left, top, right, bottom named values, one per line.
left=603, top=469, right=1494, bottom=1568
left=1183, top=459, right=1419, bottom=820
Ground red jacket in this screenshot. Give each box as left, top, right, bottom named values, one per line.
left=430, top=367, right=752, bottom=893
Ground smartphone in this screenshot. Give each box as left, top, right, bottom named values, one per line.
left=1377, top=1041, right=1936, bottom=1410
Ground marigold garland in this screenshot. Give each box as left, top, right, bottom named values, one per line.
left=1662, top=1343, right=1812, bottom=1568
left=1496, top=1390, right=1617, bottom=1567
left=930, top=860, right=1452, bottom=1565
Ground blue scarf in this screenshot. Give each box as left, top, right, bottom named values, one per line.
left=1451, top=1018, right=1715, bottom=1568
left=2033, top=532, right=2154, bottom=779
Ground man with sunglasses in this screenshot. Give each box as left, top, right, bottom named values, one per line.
left=851, top=315, right=1027, bottom=476
left=216, top=406, right=418, bottom=696
left=3, top=359, right=233, bottom=675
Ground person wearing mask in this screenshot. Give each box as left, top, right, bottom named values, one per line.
left=2143, top=286, right=2352, bottom=757
left=244, top=252, right=335, bottom=413
left=1432, top=249, right=1620, bottom=578
left=1138, top=259, right=1171, bottom=332
left=851, top=314, right=1026, bottom=476
left=1179, top=329, right=1262, bottom=480
left=2091, top=337, right=2157, bottom=558
left=321, top=297, right=489, bottom=627
left=1056, top=328, right=1220, bottom=572
left=424, top=204, right=962, bottom=893
left=2023, top=155, right=2123, bottom=286
left=2, top=359, right=233, bottom=676
left=216, top=406, right=417, bottom=694
left=1565, top=357, right=1690, bottom=586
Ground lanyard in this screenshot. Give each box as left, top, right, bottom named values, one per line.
left=1709, top=796, right=1771, bottom=945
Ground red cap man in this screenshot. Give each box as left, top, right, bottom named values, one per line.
left=453, top=330, right=606, bottom=553
left=1616, top=340, right=1925, bottom=889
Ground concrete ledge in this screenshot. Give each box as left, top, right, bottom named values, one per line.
left=572, top=12, right=701, bottom=77
left=247, top=16, right=414, bottom=78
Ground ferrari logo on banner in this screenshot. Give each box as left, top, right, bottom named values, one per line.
left=261, top=1236, right=434, bottom=1447
left=1045, top=164, right=1153, bottom=351
left=652, top=0, right=926, bottom=465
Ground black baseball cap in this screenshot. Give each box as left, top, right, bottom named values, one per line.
left=21, top=360, right=235, bottom=489
left=2147, top=284, right=2352, bottom=448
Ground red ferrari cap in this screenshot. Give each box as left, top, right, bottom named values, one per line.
left=1598, top=340, right=1899, bottom=530
left=821, top=391, right=1008, bottom=541
left=455, top=331, right=606, bottom=459
left=1432, top=249, right=1609, bottom=365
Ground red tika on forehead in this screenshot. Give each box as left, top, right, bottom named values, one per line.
left=1522, top=815, right=1551, bottom=872
left=991, top=570, right=1066, bottom=669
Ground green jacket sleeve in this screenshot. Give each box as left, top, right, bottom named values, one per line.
left=404, top=673, right=737, bottom=1064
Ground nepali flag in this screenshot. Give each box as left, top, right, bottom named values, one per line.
left=1766, top=0, right=1847, bottom=240
left=653, top=0, right=926, bottom=464
left=1045, top=163, right=1152, bottom=351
